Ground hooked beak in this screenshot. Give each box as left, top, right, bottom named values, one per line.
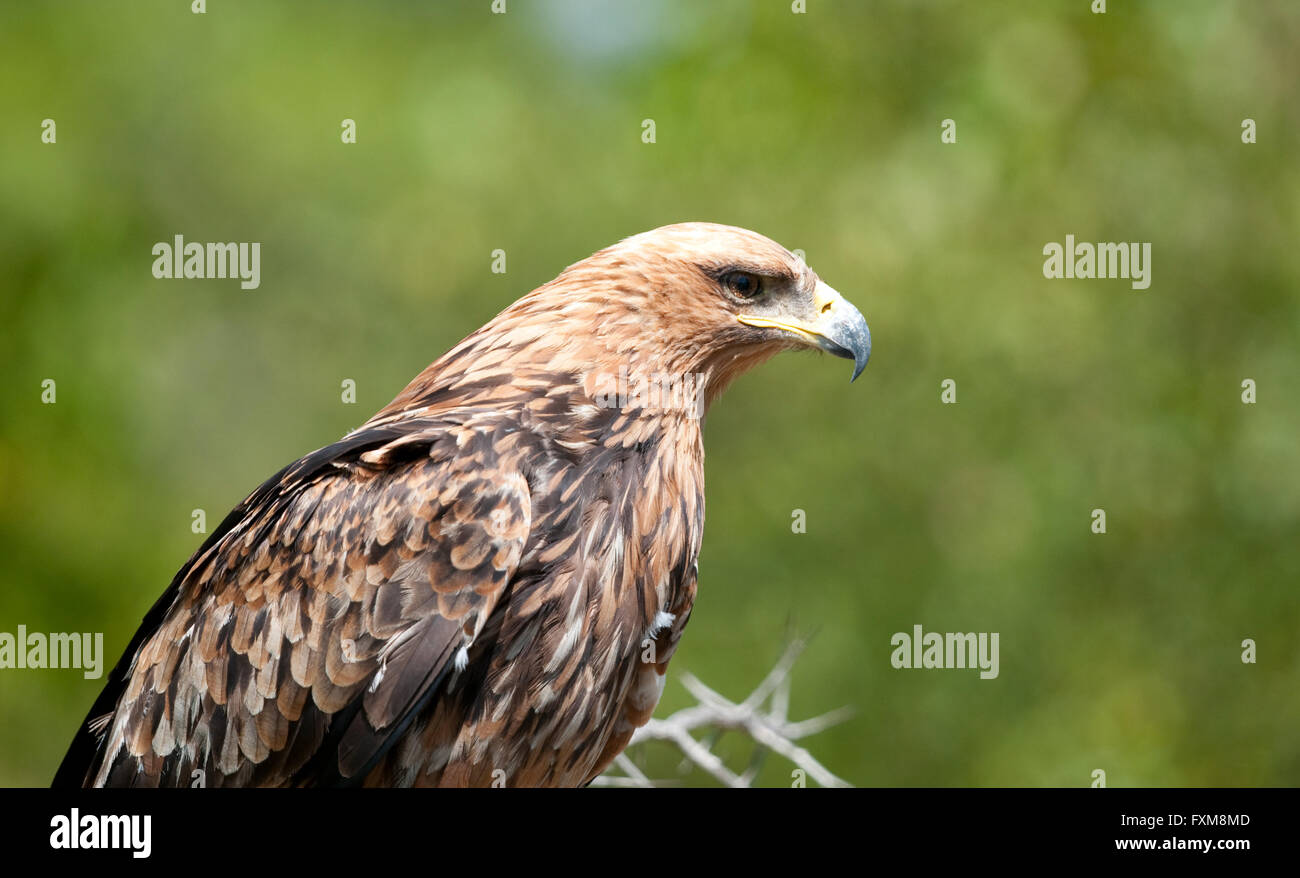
left=738, top=281, right=871, bottom=381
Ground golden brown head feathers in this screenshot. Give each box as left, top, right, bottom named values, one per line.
left=378, top=222, right=869, bottom=422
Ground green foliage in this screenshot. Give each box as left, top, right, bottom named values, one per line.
left=1, top=1, right=1296, bottom=786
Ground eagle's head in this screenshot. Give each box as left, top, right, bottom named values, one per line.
left=381, top=222, right=870, bottom=421
left=599, top=222, right=869, bottom=380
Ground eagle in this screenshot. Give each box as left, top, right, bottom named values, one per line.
left=53, top=223, right=870, bottom=787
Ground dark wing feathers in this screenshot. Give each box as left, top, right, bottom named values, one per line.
left=54, top=418, right=530, bottom=787
left=334, top=613, right=460, bottom=781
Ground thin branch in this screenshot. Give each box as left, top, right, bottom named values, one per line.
left=598, top=640, right=853, bottom=788
left=587, top=753, right=677, bottom=788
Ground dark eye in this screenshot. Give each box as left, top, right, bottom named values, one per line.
left=723, top=271, right=762, bottom=299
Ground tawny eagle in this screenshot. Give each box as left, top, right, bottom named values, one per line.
left=53, top=223, right=870, bottom=787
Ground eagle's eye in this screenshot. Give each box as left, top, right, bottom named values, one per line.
left=722, top=271, right=762, bottom=300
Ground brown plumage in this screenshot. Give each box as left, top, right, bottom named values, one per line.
left=53, top=223, right=870, bottom=787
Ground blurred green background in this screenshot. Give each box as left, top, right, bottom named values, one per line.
left=1, top=1, right=1297, bottom=787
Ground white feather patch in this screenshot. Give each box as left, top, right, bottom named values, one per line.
left=648, top=610, right=676, bottom=637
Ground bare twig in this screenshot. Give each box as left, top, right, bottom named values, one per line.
left=597, top=638, right=853, bottom=788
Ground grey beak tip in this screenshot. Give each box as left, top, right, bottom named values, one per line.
left=809, top=295, right=870, bottom=384
left=850, top=325, right=871, bottom=383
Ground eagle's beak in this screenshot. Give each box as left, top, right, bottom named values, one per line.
left=738, top=281, right=872, bottom=382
